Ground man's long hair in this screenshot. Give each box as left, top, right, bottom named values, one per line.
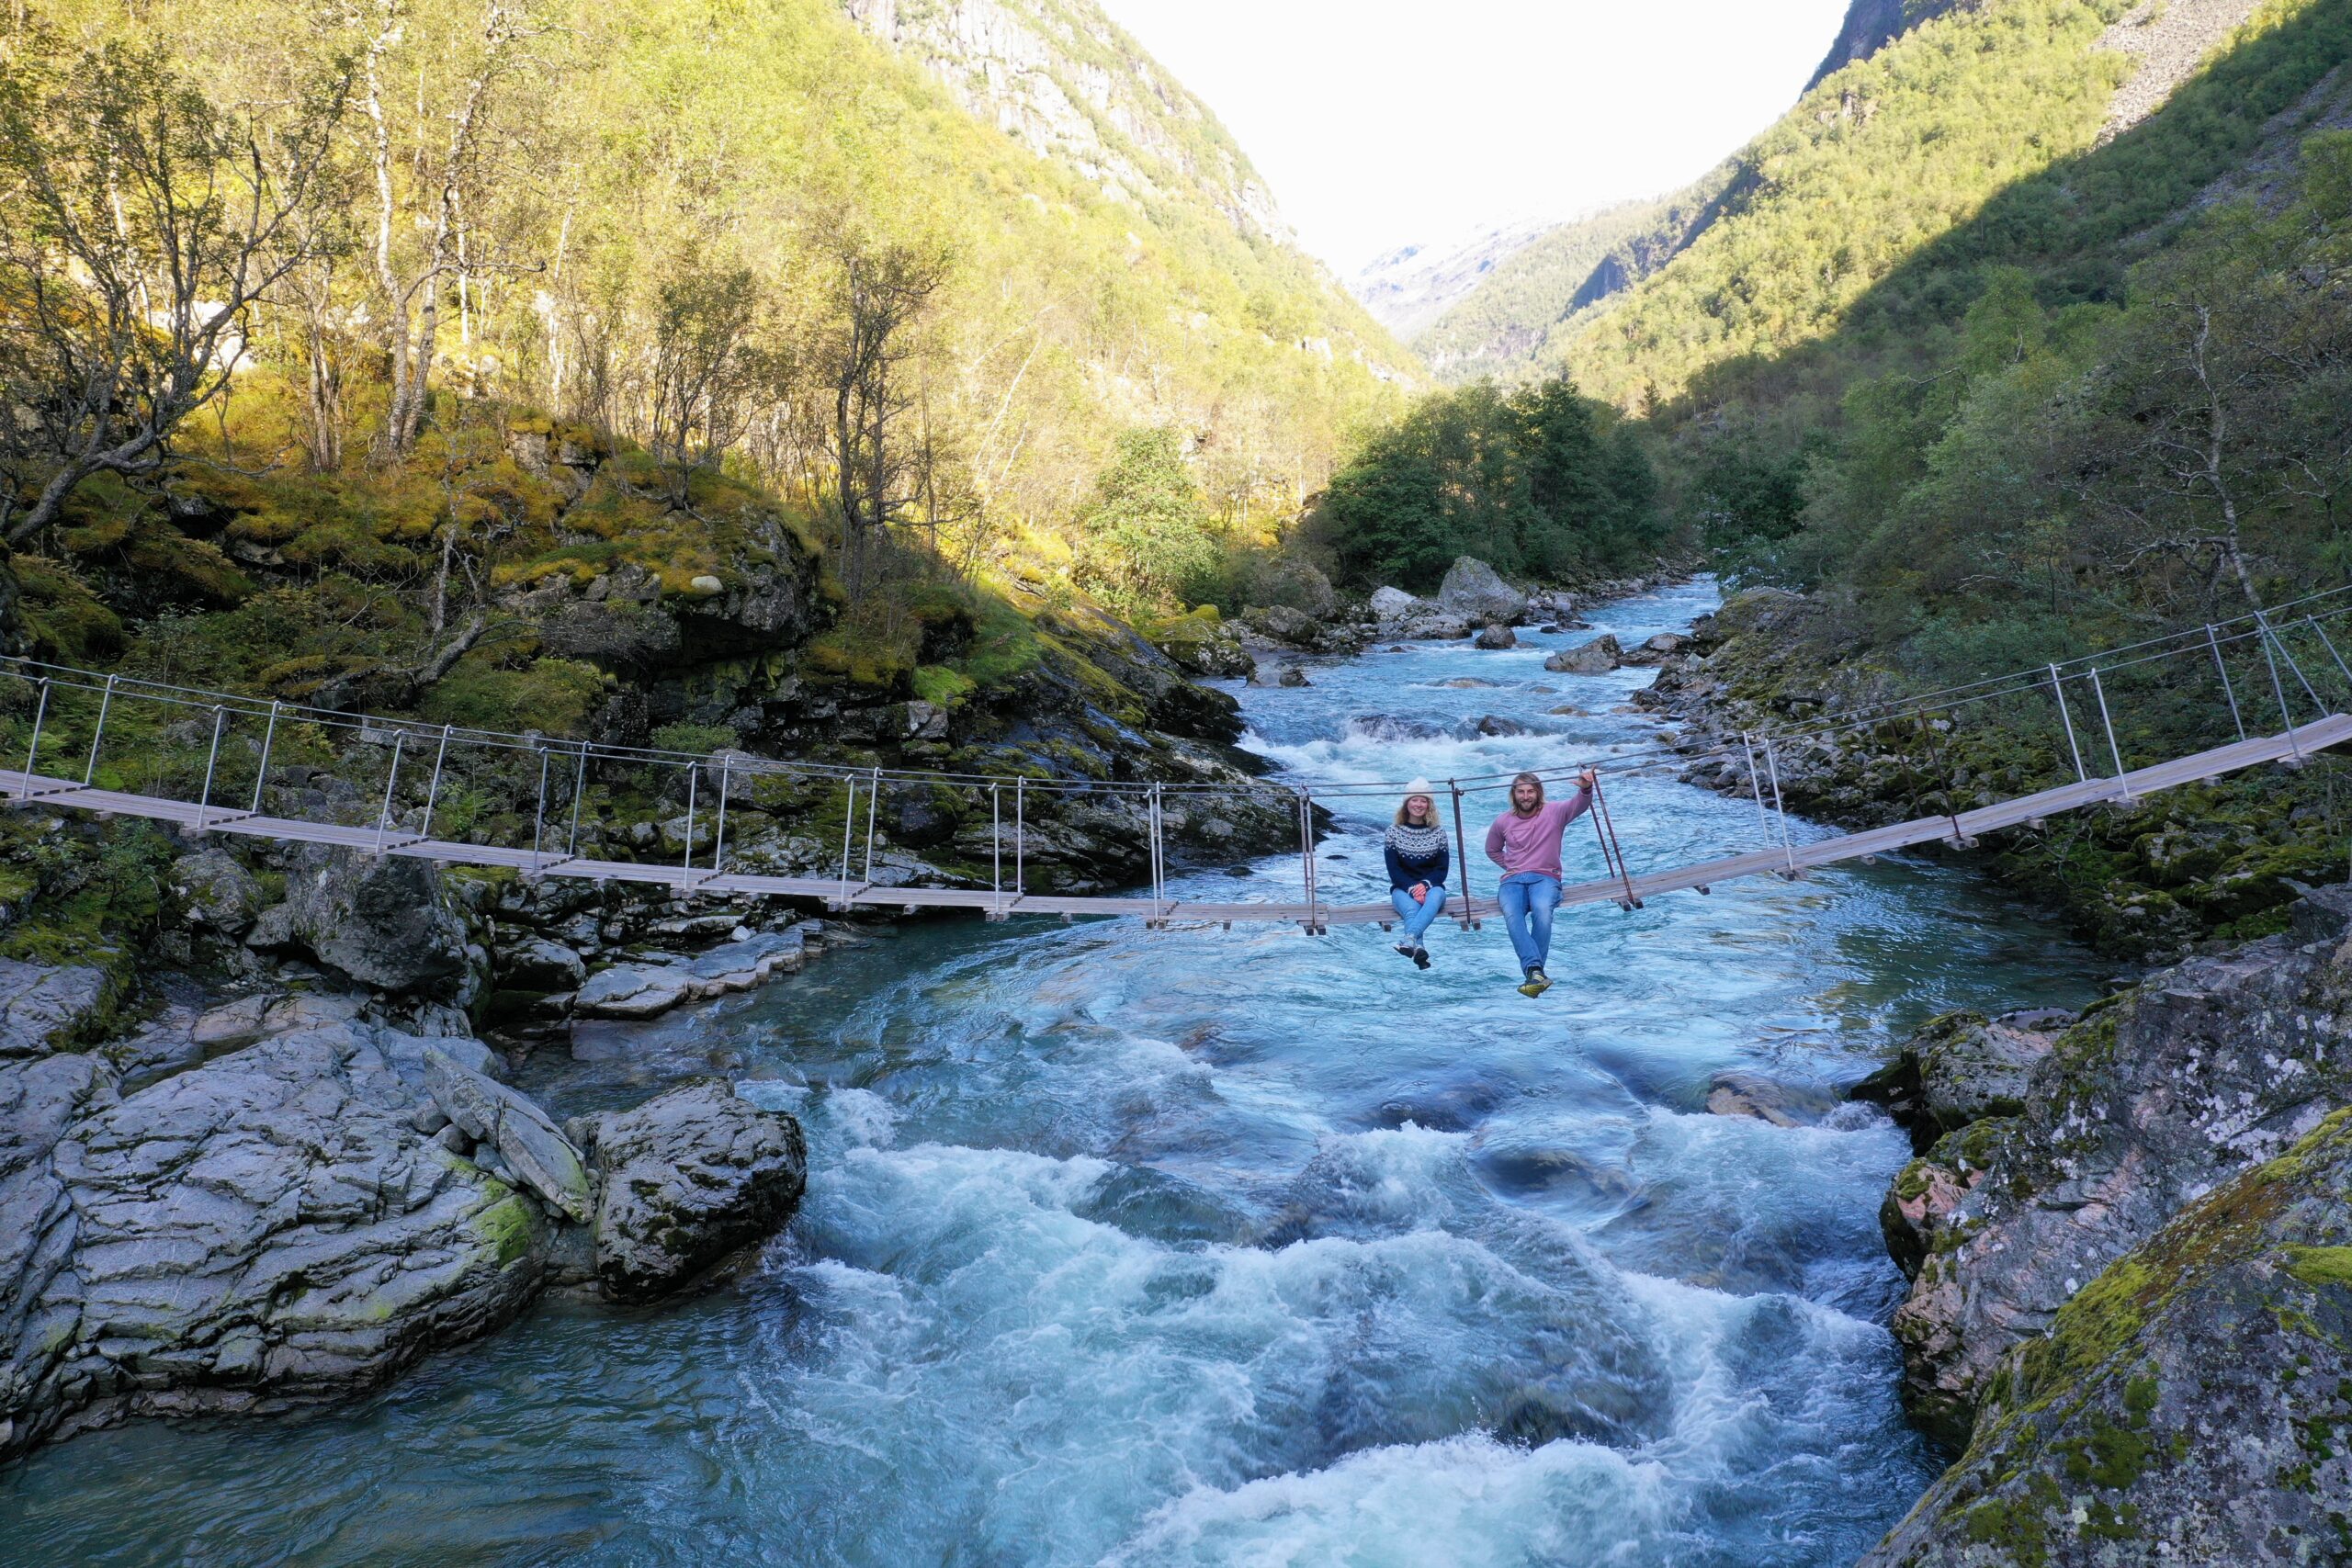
left=1510, top=772, right=1544, bottom=815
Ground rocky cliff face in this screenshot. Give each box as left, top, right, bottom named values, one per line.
left=1852, top=886, right=2352, bottom=1562
left=841, top=0, right=1289, bottom=242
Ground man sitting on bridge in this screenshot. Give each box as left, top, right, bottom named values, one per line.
left=1485, top=768, right=1597, bottom=998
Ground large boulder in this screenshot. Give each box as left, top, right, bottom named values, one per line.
left=1878, top=887, right=2352, bottom=1449
left=1246, top=558, right=1338, bottom=619
left=1472, top=623, right=1517, bottom=649
left=169, top=849, right=264, bottom=939
left=249, top=846, right=473, bottom=998
left=1148, top=608, right=1254, bottom=679
left=1860, top=1108, right=2352, bottom=1567
left=0, top=959, right=116, bottom=1061
left=1438, top=557, right=1528, bottom=625
left=423, top=1047, right=594, bottom=1224
left=574, top=1079, right=808, bottom=1302
left=1544, top=634, right=1623, bottom=674
left=1, top=1024, right=546, bottom=1459
left=1366, top=586, right=1423, bottom=622
left=1851, top=1009, right=2071, bottom=1155
left=1239, top=604, right=1325, bottom=648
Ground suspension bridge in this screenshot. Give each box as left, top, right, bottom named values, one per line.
left=3, top=592, right=2349, bottom=933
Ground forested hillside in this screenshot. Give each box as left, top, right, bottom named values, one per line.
left=0, top=0, right=1416, bottom=713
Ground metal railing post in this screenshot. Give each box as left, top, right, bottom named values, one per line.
left=1762, top=735, right=1797, bottom=876
left=1296, top=787, right=1315, bottom=935
left=678, top=758, right=697, bottom=878
left=1448, top=778, right=1475, bottom=929
left=2254, top=616, right=2304, bottom=761
left=837, top=774, right=857, bottom=908
left=2206, top=626, right=2246, bottom=742
left=566, top=742, right=590, bottom=857
left=420, top=725, right=454, bottom=840
left=2257, top=610, right=2324, bottom=716
left=373, top=730, right=406, bottom=855
left=250, top=701, right=280, bottom=814
left=1740, top=730, right=1771, bottom=839
left=2087, top=667, right=2132, bottom=800
left=1014, top=775, right=1026, bottom=899
left=83, top=673, right=117, bottom=786
left=18, top=678, right=51, bottom=800
left=531, top=747, right=552, bottom=869
left=711, top=754, right=732, bottom=880
left=1148, top=784, right=1167, bottom=922
left=862, top=766, right=881, bottom=881
left=2049, top=664, right=2089, bottom=784
left=990, top=781, right=1003, bottom=916
left=194, top=705, right=226, bottom=830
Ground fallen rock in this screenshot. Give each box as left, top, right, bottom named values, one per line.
left=424, top=1047, right=594, bottom=1224
left=499, top=935, right=588, bottom=996
left=1860, top=1107, right=2352, bottom=1567
left=1367, top=586, right=1423, bottom=622
left=0, top=960, right=116, bottom=1060
left=170, top=849, right=263, bottom=937
left=256, top=846, right=473, bottom=999
left=1545, top=635, right=1623, bottom=675
left=1438, top=557, right=1528, bottom=624
left=575, top=1078, right=808, bottom=1301
left=1472, top=623, right=1517, bottom=649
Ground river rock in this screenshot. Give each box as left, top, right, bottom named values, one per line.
left=1150, top=615, right=1254, bottom=679
left=499, top=935, right=588, bottom=996
left=1704, top=1069, right=1835, bottom=1127
left=169, top=849, right=263, bottom=938
left=1619, top=632, right=1692, bottom=668
left=571, top=929, right=809, bottom=1021
left=1, top=1024, right=546, bottom=1460
left=1545, top=635, right=1623, bottom=675
left=1851, top=1009, right=2072, bottom=1155
left=252, top=846, right=473, bottom=999
left=0, top=959, right=115, bottom=1060
left=424, top=1048, right=594, bottom=1224
left=1367, top=586, right=1422, bottom=622
left=1472, top=623, right=1517, bottom=649
left=1860, top=1107, right=2352, bottom=1567
left=1240, top=604, right=1324, bottom=648
left=1469, top=715, right=1530, bottom=739
left=1277, top=667, right=1312, bottom=688
left=1438, top=557, right=1527, bottom=624
left=1246, top=558, right=1337, bottom=618
left=575, top=1078, right=808, bottom=1302
left=1880, top=886, right=2352, bottom=1450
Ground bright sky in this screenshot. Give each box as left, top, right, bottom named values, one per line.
left=1101, top=0, right=1856, bottom=271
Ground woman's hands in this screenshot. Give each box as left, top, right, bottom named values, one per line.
left=1409, top=882, right=1429, bottom=904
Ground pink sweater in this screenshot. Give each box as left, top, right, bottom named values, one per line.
left=1484, top=791, right=1592, bottom=880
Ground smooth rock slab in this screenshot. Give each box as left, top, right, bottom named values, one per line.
left=576, top=1079, right=808, bottom=1301
left=424, top=1048, right=594, bottom=1224
left=0, top=960, right=114, bottom=1060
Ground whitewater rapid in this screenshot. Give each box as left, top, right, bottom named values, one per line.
left=4, top=578, right=2105, bottom=1566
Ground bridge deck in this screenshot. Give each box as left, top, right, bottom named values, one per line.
left=7, top=711, right=2346, bottom=929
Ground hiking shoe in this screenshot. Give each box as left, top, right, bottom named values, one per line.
left=1518, top=969, right=1553, bottom=998
left=1412, top=946, right=1431, bottom=970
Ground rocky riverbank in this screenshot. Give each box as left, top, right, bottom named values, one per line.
left=0, top=832, right=829, bottom=1462
left=1849, top=884, right=2352, bottom=1564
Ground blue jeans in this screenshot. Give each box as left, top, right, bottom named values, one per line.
left=1497, top=873, right=1560, bottom=974
left=1389, top=884, right=1448, bottom=943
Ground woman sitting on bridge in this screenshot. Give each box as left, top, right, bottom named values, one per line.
left=1385, top=780, right=1450, bottom=969
left=1486, top=768, right=1598, bottom=997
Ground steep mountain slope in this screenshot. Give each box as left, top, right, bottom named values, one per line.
left=1418, top=0, right=2327, bottom=402
left=1349, top=216, right=1559, bottom=341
